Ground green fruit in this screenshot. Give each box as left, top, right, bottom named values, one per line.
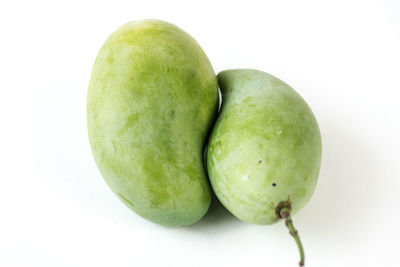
left=207, top=69, right=321, bottom=265
left=207, top=69, right=321, bottom=224
left=87, top=20, right=218, bottom=226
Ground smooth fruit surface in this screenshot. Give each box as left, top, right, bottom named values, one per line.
left=87, top=20, right=218, bottom=226
left=207, top=69, right=321, bottom=225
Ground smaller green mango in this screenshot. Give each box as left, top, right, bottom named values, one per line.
left=207, top=69, right=322, bottom=225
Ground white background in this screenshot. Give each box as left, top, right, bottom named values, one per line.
left=1, top=0, right=399, bottom=266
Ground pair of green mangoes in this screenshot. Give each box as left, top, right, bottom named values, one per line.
left=87, top=19, right=321, bottom=259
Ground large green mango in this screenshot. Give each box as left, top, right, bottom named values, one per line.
left=207, top=69, right=321, bottom=225
left=87, top=20, right=218, bottom=226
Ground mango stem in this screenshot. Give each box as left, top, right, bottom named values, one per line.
left=280, top=207, right=305, bottom=266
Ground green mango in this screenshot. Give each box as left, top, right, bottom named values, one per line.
left=207, top=69, right=322, bottom=225
left=87, top=20, right=218, bottom=226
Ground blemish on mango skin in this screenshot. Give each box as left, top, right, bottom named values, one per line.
left=111, top=140, right=117, bottom=153
left=118, top=193, right=135, bottom=207
left=169, top=110, right=176, bottom=119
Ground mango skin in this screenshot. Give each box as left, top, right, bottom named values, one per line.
left=207, top=69, right=321, bottom=225
left=87, top=20, right=218, bottom=226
